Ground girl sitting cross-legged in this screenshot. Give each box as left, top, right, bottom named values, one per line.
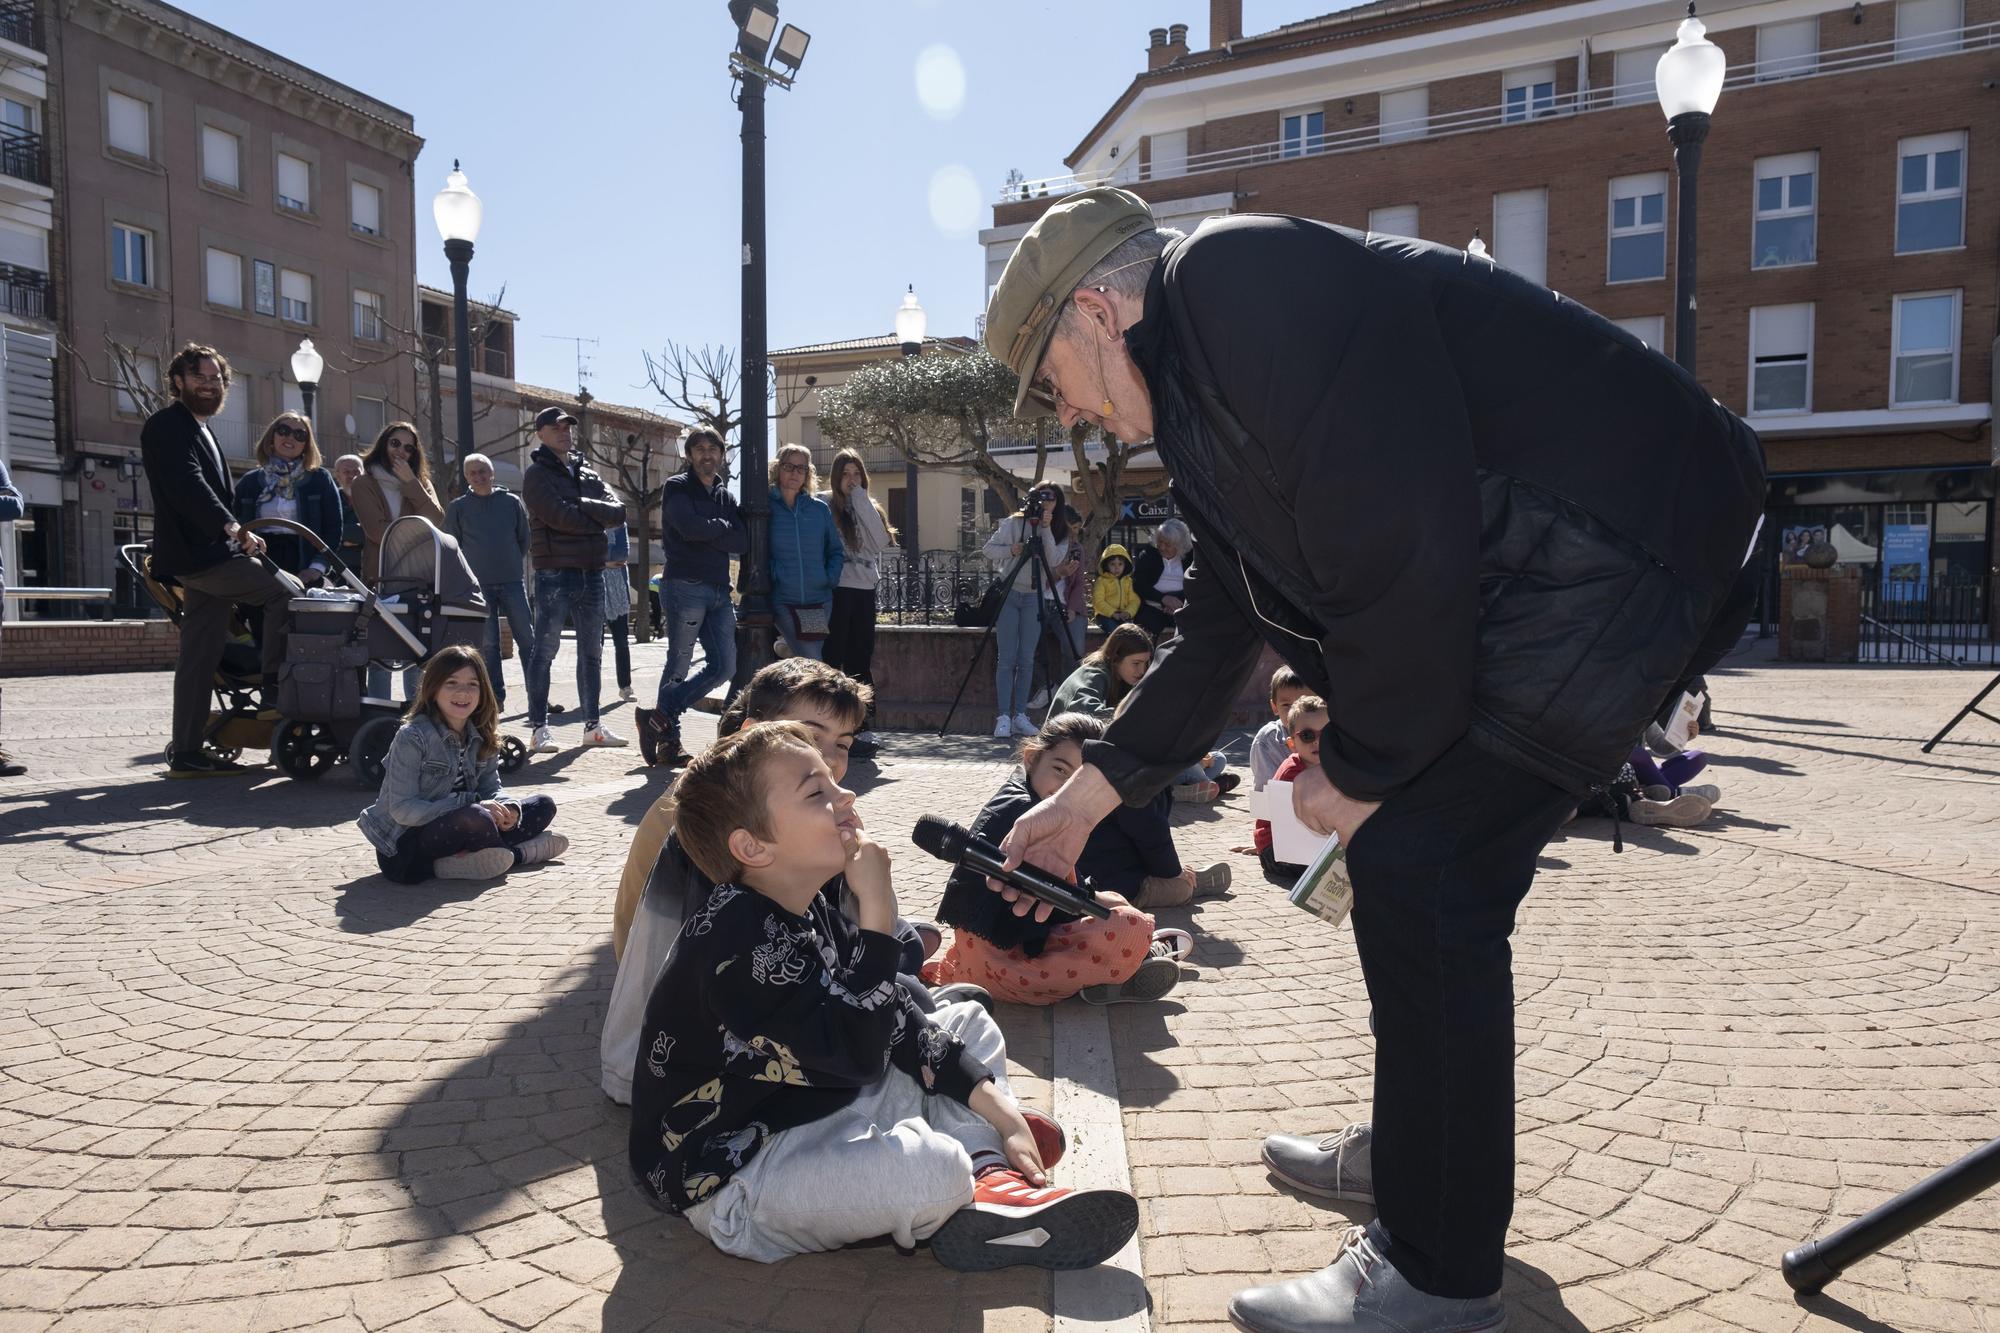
left=358, top=646, right=567, bottom=883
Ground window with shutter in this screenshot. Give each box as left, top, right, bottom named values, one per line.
left=1756, top=19, right=1818, bottom=79
left=1610, top=48, right=1666, bottom=107
left=350, top=181, right=381, bottom=236
left=1368, top=204, right=1418, bottom=238
left=1607, top=173, right=1668, bottom=283
left=1491, top=189, right=1548, bottom=285
left=1896, top=132, right=1966, bottom=253
left=280, top=268, right=312, bottom=324
left=106, top=91, right=149, bottom=158
left=1753, top=152, right=1817, bottom=268
left=277, top=153, right=311, bottom=212
left=201, top=126, right=240, bottom=189
left=1379, top=87, right=1428, bottom=143
left=1749, top=305, right=1813, bottom=413
left=205, top=248, right=242, bottom=308
left=1895, top=0, right=1962, bottom=58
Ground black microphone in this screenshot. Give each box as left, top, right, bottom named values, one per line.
left=910, top=816, right=1113, bottom=920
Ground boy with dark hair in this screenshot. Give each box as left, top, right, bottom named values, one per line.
left=630, top=724, right=1139, bottom=1269
left=1251, top=666, right=1309, bottom=790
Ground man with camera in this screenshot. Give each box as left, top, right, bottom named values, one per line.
left=983, top=190, right=1765, bottom=1331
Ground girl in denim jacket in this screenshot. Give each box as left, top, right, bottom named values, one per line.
left=358, top=646, right=566, bottom=883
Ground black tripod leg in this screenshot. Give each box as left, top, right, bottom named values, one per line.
left=1922, top=670, right=2000, bottom=753
left=1782, top=1136, right=2000, bottom=1294
left=941, top=544, right=1035, bottom=738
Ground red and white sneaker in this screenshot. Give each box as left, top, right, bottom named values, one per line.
left=929, top=1168, right=1138, bottom=1272
left=1020, top=1109, right=1066, bottom=1170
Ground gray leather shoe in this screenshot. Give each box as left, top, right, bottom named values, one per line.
left=1228, top=1222, right=1506, bottom=1333
left=1261, top=1122, right=1374, bottom=1205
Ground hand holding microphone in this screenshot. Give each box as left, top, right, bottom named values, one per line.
left=910, top=816, right=1112, bottom=921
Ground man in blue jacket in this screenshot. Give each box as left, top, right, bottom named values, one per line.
left=636, top=427, right=745, bottom=767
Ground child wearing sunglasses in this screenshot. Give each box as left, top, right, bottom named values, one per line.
left=1253, top=694, right=1327, bottom=881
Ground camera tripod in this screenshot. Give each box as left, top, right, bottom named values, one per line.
left=939, top=526, right=1079, bottom=738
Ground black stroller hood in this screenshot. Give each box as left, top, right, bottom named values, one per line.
left=378, top=516, right=484, bottom=607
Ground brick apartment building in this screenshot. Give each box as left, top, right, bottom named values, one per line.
left=42, top=0, right=422, bottom=610
left=982, top=0, right=1998, bottom=617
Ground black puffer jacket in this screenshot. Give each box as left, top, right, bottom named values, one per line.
left=522, top=444, right=625, bottom=571
left=1089, top=215, right=1765, bottom=803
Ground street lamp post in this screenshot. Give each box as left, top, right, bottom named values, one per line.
left=727, top=0, right=811, bottom=692
left=894, top=284, right=926, bottom=593
left=1655, top=3, right=1725, bottom=377
left=290, top=338, right=323, bottom=429
left=431, top=161, right=484, bottom=467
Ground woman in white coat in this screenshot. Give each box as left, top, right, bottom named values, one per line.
left=823, top=448, right=897, bottom=749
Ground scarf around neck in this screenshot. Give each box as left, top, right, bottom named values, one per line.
left=258, top=454, right=306, bottom=505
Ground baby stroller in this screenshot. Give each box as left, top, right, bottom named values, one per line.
left=119, top=541, right=274, bottom=768
left=267, top=514, right=528, bottom=785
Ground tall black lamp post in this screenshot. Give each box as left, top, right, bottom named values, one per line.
left=431, top=161, right=484, bottom=467
left=727, top=0, right=811, bottom=691
left=1655, top=3, right=1725, bottom=377
left=894, top=284, right=926, bottom=588
left=289, top=339, right=323, bottom=429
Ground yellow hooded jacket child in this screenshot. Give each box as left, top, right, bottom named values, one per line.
left=1091, top=543, right=1140, bottom=621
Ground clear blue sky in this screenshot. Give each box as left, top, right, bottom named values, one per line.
left=191, top=1, right=1328, bottom=414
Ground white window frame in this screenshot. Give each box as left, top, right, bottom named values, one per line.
left=1149, top=129, right=1188, bottom=180
left=1610, top=47, right=1666, bottom=108
left=1895, top=131, right=1966, bottom=254
left=1756, top=18, right=1819, bottom=79
left=1612, top=315, right=1665, bottom=350
left=1279, top=106, right=1326, bottom=158
left=200, top=125, right=240, bottom=190
left=1368, top=204, right=1419, bottom=237
left=204, top=247, right=243, bottom=309
left=352, top=288, right=383, bottom=341
left=1378, top=87, right=1428, bottom=144
left=111, top=222, right=152, bottom=287
left=1502, top=65, right=1557, bottom=122
left=276, top=152, right=312, bottom=214
left=1748, top=304, right=1814, bottom=415
left=1607, top=173, right=1668, bottom=284
left=0, top=97, right=39, bottom=134
left=1752, top=151, right=1818, bottom=270
left=105, top=90, right=149, bottom=159
left=279, top=268, right=313, bottom=325
left=1889, top=290, right=1960, bottom=407
left=1894, top=0, right=1963, bottom=59
left=350, top=180, right=382, bottom=236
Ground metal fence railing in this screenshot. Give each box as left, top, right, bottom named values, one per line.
left=1859, top=576, right=1997, bottom=665
left=875, top=551, right=994, bottom=625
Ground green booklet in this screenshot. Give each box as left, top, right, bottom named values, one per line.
left=1287, top=833, right=1354, bottom=928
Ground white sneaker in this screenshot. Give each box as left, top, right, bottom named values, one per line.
left=618, top=686, right=636, bottom=703
left=515, top=831, right=569, bottom=865
left=529, top=725, right=557, bottom=754
left=993, top=715, right=1013, bottom=739
left=1012, top=713, right=1036, bottom=736
left=1026, top=688, right=1049, bottom=710
left=432, top=847, right=517, bottom=881
left=1680, top=783, right=1721, bottom=803
left=583, top=724, right=629, bottom=748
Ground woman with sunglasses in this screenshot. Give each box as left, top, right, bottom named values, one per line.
left=231, top=413, right=343, bottom=586
left=349, top=421, right=445, bottom=586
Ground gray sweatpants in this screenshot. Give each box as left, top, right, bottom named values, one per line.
left=685, top=1001, right=1011, bottom=1262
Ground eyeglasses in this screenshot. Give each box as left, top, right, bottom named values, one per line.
left=1291, top=727, right=1321, bottom=745
left=778, top=462, right=808, bottom=475
left=272, top=424, right=309, bottom=441
left=183, top=372, right=225, bottom=386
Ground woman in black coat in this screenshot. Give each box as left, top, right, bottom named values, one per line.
left=1131, top=517, right=1193, bottom=638
left=231, top=412, right=343, bottom=585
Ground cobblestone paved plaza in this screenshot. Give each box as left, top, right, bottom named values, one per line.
left=1, top=642, right=1996, bottom=1331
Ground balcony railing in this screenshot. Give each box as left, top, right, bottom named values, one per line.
left=0, top=0, right=41, bottom=51
left=1001, top=21, right=2000, bottom=202
left=0, top=263, right=48, bottom=320
left=0, top=127, right=45, bottom=186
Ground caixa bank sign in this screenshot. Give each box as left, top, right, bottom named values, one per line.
left=1120, top=494, right=1178, bottom=523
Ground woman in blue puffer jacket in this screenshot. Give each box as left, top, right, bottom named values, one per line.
left=767, top=443, right=843, bottom=659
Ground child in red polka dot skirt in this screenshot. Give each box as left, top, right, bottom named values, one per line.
left=931, top=713, right=1204, bottom=1005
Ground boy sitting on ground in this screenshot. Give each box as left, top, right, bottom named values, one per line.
left=1234, top=667, right=1307, bottom=858
left=604, top=659, right=962, bottom=1104
left=629, top=723, right=1139, bottom=1270
left=1252, top=694, right=1327, bottom=881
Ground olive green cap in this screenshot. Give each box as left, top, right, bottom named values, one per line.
left=985, top=186, right=1156, bottom=417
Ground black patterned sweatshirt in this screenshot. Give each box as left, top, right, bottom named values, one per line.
left=629, top=881, right=992, bottom=1213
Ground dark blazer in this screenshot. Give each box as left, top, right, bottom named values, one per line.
left=232, top=466, right=343, bottom=576
left=141, top=400, right=237, bottom=577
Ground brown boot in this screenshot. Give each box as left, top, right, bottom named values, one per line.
left=1136, top=873, right=1194, bottom=909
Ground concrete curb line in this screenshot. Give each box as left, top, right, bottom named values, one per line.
left=1052, top=1000, right=1151, bottom=1331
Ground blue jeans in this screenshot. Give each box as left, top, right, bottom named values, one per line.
left=775, top=604, right=827, bottom=660
left=480, top=580, right=535, bottom=707
left=993, top=588, right=1045, bottom=715
left=656, top=579, right=738, bottom=725
left=1178, top=752, right=1229, bottom=787
left=528, top=567, right=605, bottom=729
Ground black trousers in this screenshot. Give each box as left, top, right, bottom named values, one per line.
left=1344, top=737, right=1575, bottom=1298
left=825, top=587, right=877, bottom=689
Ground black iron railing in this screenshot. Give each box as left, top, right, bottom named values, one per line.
left=0, top=0, right=40, bottom=50
left=0, top=127, right=44, bottom=185
left=1860, top=576, right=1997, bottom=665
left=876, top=551, right=996, bottom=625
left=0, top=262, right=48, bottom=319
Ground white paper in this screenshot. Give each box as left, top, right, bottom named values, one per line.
left=1265, top=777, right=1326, bottom=865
